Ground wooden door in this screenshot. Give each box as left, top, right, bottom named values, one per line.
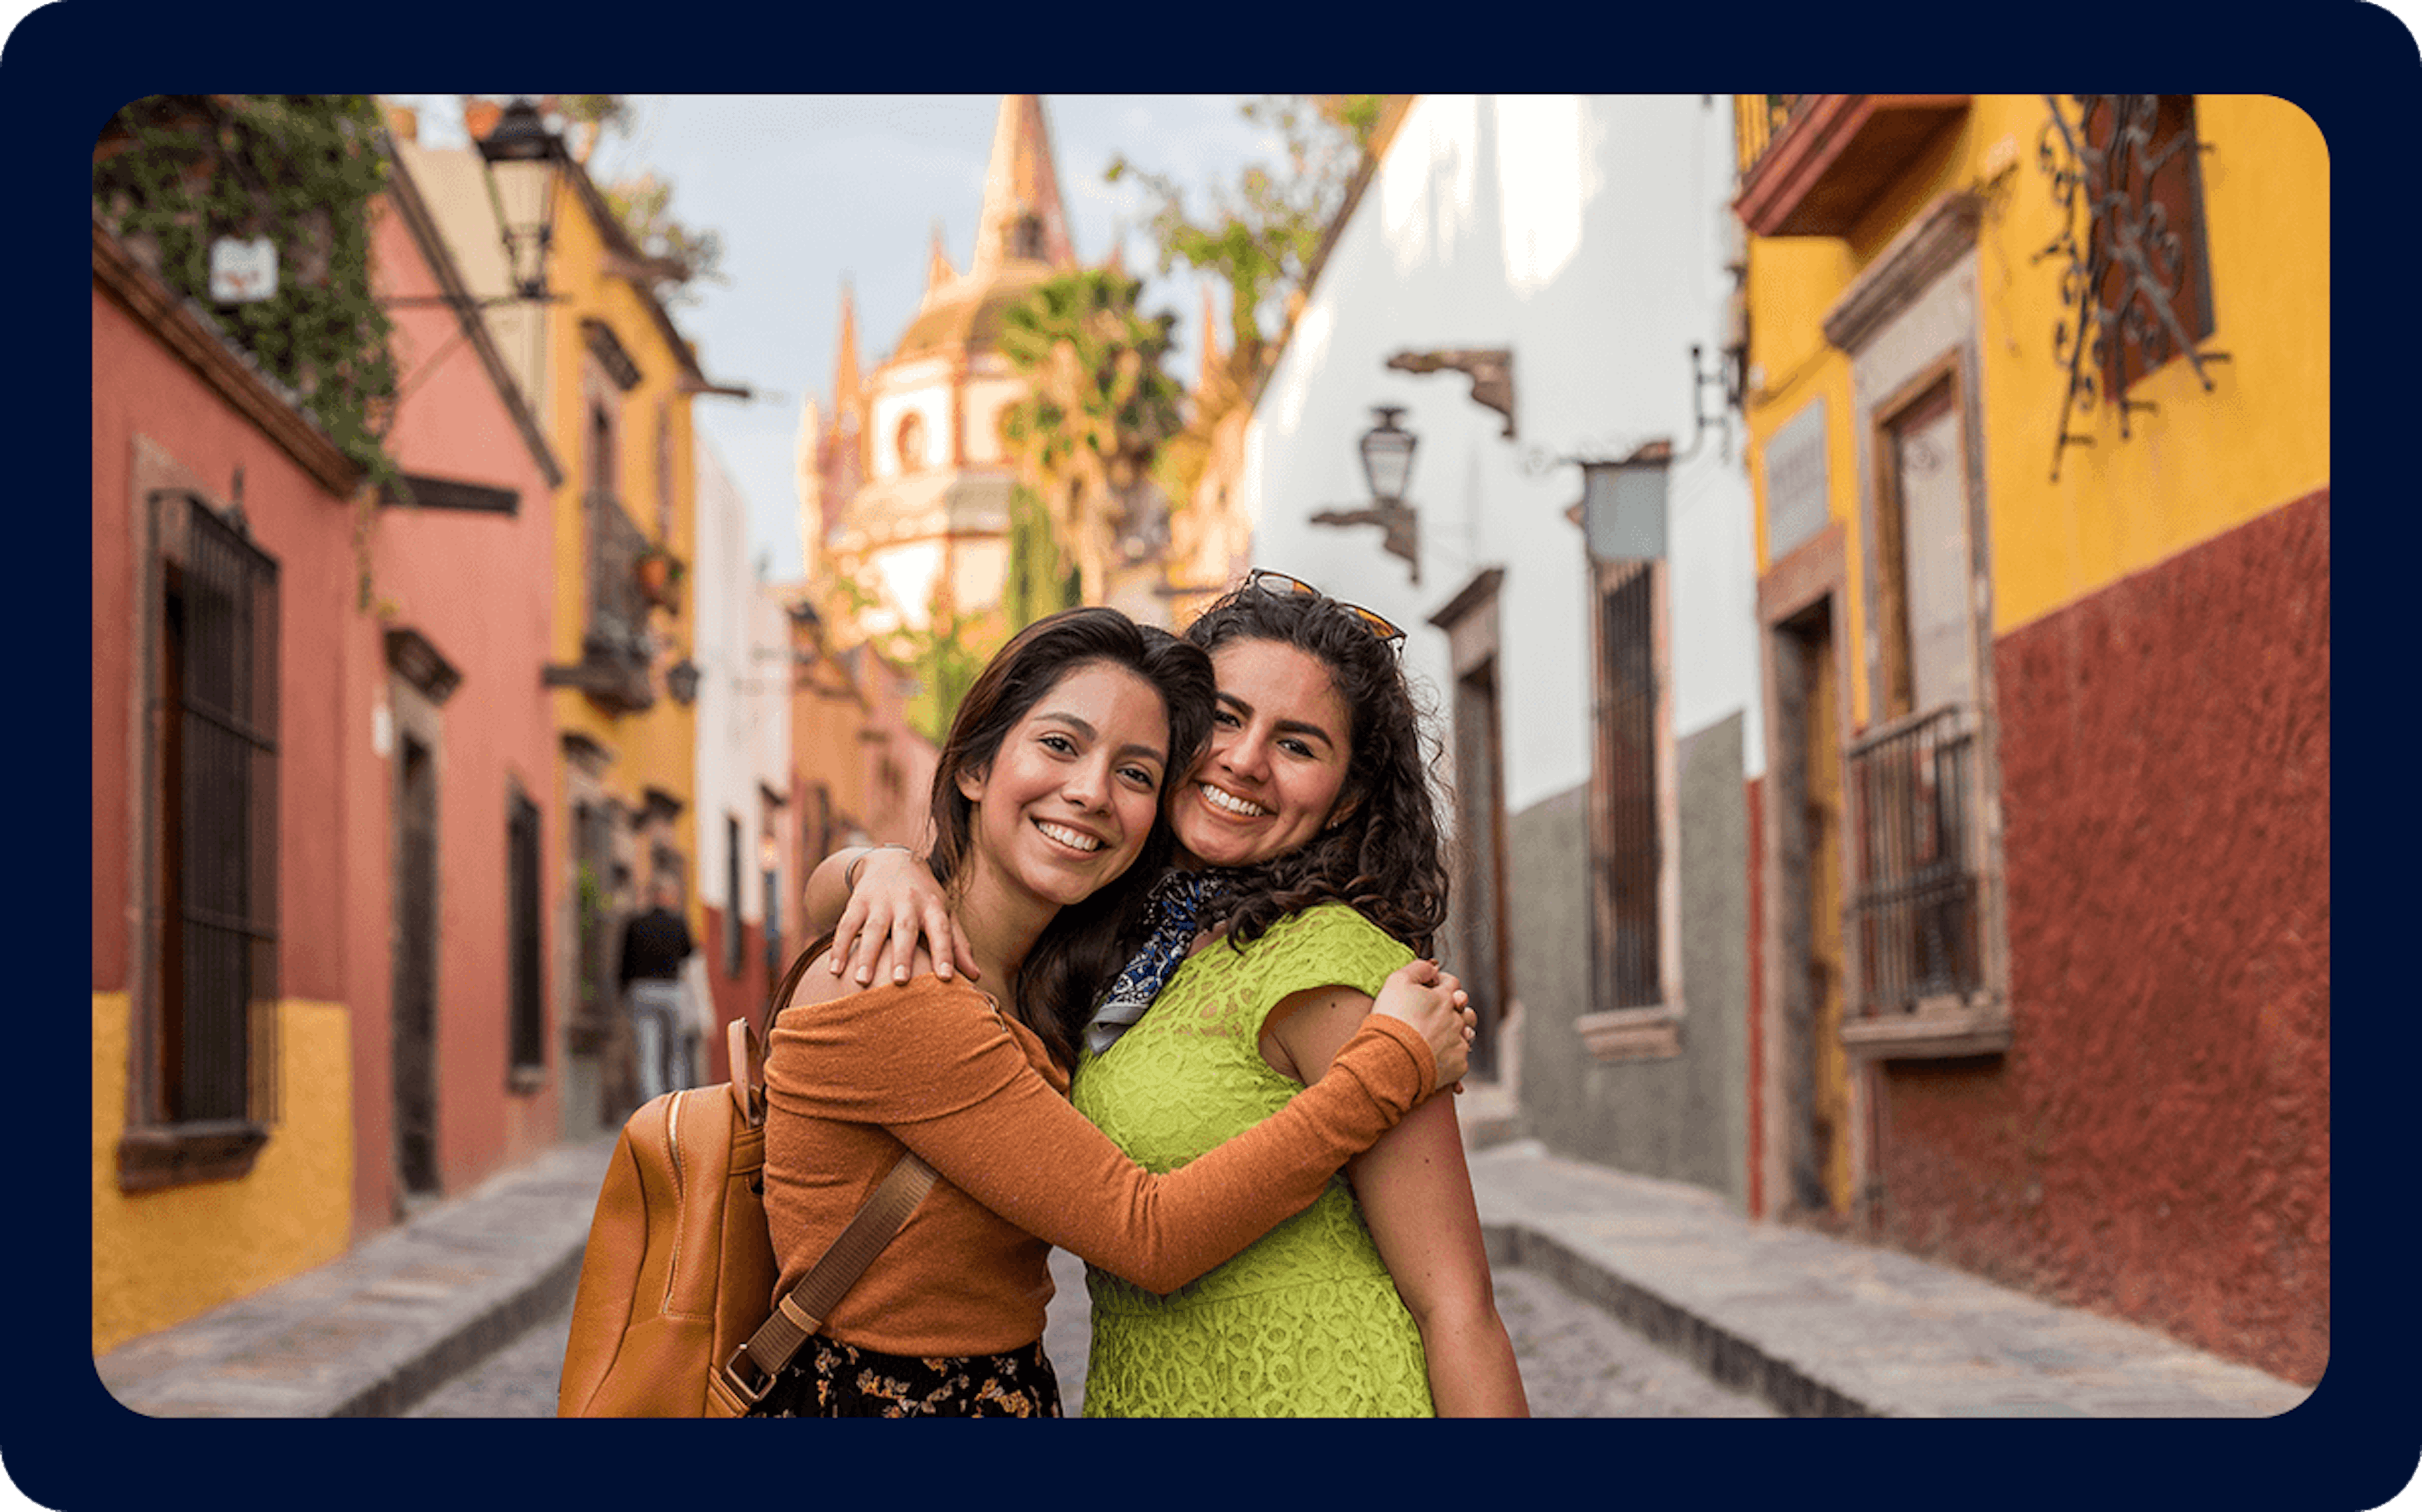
left=1452, top=657, right=1511, bottom=1081
left=1779, top=602, right=1853, bottom=1218
left=392, top=733, right=440, bottom=1200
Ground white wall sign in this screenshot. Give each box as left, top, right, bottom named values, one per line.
left=1764, top=397, right=1829, bottom=556
left=209, top=236, right=279, bottom=304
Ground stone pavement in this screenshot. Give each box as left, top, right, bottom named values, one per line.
left=93, top=1102, right=2312, bottom=1419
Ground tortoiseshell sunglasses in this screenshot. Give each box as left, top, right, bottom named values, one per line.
left=1245, top=569, right=1408, bottom=647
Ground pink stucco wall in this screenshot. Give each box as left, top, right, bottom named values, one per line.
left=365, top=194, right=565, bottom=1201
left=91, top=280, right=368, bottom=1013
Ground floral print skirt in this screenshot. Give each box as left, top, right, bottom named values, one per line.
left=744, top=1333, right=1062, bottom=1418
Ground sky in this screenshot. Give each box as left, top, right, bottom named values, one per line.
left=382, top=93, right=1288, bottom=583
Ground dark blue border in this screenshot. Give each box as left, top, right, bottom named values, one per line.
left=20, top=3, right=2415, bottom=1509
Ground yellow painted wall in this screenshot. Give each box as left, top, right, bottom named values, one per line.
left=1743, top=95, right=2330, bottom=726
left=544, top=175, right=701, bottom=869
left=1972, top=94, right=2329, bottom=633
left=91, top=994, right=354, bottom=1356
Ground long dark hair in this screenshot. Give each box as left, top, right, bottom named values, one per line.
left=771, top=607, right=1213, bottom=1068
left=1183, top=579, right=1451, bottom=955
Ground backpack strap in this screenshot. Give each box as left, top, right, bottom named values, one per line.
left=727, top=1018, right=766, bottom=1128
left=719, top=1150, right=938, bottom=1407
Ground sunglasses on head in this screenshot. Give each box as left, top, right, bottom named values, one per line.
left=1244, top=569, right=1407, bottom=646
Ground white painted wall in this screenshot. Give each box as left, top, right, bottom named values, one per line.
left=1245, top=95, right=1764, bottom=818
left=693, top=437, right=789, bottom=932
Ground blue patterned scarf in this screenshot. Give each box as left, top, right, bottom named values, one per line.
left=1083, top=868, right=1234, bottom=1055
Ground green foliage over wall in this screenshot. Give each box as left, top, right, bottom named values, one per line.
left=94, top=95, right=400, bottom=490
left=95, top=95, right=402, bottom=608
left=1005, top=482, right=1082, bottom=632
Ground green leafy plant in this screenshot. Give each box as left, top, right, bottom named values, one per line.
left=823, top=573, right=1002, bottom=745
left=603, top=172, right=727, bottom=306
left=1106, top=95, right=1379, bottom=390
left=997, top=266, right=1184, bottom=606
left=95, top=95, right=402, bottom=606
left=1004, top=482, right=1082, bottom=632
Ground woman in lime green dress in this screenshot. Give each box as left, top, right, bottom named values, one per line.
left=812, top=572, right=1528, bottom=1417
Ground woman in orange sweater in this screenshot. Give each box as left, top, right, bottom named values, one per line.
left=752, top=607, right=1474, bottom=1417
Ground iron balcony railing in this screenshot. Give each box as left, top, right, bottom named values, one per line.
left=587, top=489, right=652, bottom=660
left=1735, top=95, right=1808, bottom=180
left=544, top=489, right=658, bottom=712
left=1844, top=702, right=1984, bottom=1020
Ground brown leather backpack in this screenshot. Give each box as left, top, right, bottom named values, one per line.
left=556, top=1018, right=932, bottom=1417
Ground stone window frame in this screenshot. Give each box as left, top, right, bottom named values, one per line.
left=1825, top=189, right=2013, bottom=1062
left=1575, top=552, right=1686, bottom=1064
left=117, top=460, right=281, bottom=1192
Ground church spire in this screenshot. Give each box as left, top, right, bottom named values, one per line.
left=832, top=282, right=862, bottom=418
left=973, top=93, right=1076, bottom=271
left=925, top=221, right=956, bottom=301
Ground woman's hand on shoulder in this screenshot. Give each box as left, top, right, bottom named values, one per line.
left=791, top=943, right=947, bottom=1010
left=1262, top=960, right=1474, bottom=1093
left=1372, top=960, right=1475, bottom=1094
left=830, top=848, right=978, bottom=987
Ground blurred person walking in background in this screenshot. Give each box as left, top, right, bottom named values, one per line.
left=617, top=876, right=696, bottom=1105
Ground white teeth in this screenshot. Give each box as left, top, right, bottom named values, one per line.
left=1036, top=821, right=1103, bottom=852
left=1201, top=784, right=1271, bottom=818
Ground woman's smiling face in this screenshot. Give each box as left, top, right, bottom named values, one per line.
left=1169, top=638, right=1355, bottom=869
left=959, top=660, right=1171, bottom=910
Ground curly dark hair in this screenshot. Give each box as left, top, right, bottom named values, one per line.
left=1180, top=578, right=1451, bottom=957
left=771, top=607, right=1214, bottom=1069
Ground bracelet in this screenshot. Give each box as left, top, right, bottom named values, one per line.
left=844, top=842, right=910, bottom=892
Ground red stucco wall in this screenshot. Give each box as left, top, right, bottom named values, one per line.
left=1873, top=489, right=2329, bottom=1385
left=701, top=905, right=772, bottom=1085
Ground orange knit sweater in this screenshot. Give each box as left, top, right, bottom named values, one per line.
left=761, top=975, right=1437, bottom=1358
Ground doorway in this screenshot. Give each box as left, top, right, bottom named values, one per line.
left=392, top=732, right=440, bottom=1206
left=1451, top=656, right=1511, bottom=1081
left=1772, top=598, right=1853, bottom=1219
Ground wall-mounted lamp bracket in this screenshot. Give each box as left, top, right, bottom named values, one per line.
left=1384, top=349, right=1516, bottom=439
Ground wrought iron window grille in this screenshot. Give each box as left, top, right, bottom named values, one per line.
left=1845, top=703, right=1985, bottom=1020
left=2033, top=95, right=2230, bottom=480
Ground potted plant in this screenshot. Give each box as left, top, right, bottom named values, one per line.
left=636, top=545, right=684, bottom=611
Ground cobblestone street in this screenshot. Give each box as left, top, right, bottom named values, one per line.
left=408, top=1250, right=1772, bottom=1418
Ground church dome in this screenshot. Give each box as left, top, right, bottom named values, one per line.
left=892, top=257, right=1059, bottom=361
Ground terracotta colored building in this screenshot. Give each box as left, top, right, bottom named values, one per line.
left=360, top=141, right=570, bottom=1217
left=404, top=102, right=748, bottom=1132
left=1733, top=95, right=2327, bottom=1384
left=91, top=108, right=563, bottom=1352
left=92, top=216, right=368, bottom=1355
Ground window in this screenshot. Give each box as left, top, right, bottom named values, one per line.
left=655, top=402, right=676, bottom=540
left=896, top=410, right=927, bottom=475
left=1591, top=560, right=1662, bottom=1009
left=2084, top=95, right=2214, bottom=398
left=1580, top=554, right=1680, bottom=1060
left=1845, top=706, right=1983, bottom=1020
left=763, top=853, right=784, bottom=987
left=1429, top=568, right=1511, bottom=1083
left=122, top=490, right=280, bottom=1190
left=507, top=789, right=544, bottom=1081
left=1842, top=368, right=2004, bottom=1053
left=725, top=814, right=744, bottom=979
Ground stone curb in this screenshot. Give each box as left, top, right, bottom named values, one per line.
left=95, top=1137, right=617, bottom=1419
left=1467, top=1139, right=2311, bottom=1420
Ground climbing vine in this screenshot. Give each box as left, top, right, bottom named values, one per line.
left=94, top=95, right=401, bottom=604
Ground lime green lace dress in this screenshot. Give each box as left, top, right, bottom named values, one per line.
left=1070, top=903, right=1433, bottom=1417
